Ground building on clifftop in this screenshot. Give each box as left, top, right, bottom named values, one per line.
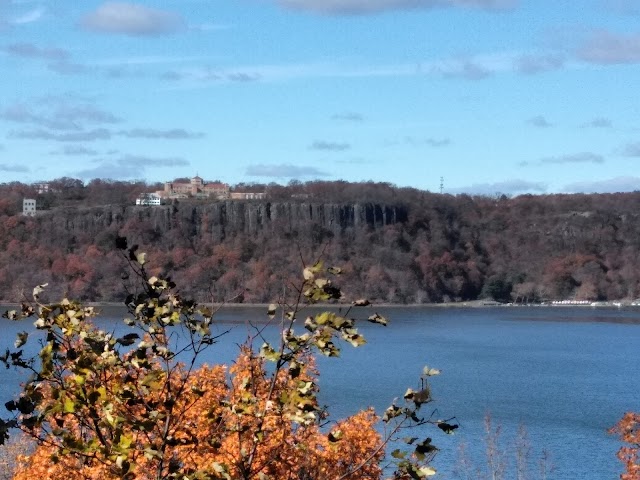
left=23, top=198, right=36, bottom=216
left=158, top=176, right=230, bottom=200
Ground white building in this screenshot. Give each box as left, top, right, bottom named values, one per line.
left=23, top=198, right=36, bottom=216
left=229, top=192, right=267, bottom=200
left=136, top=193, right=162, bottom=206
left=34, top=182, right=50, bottom=194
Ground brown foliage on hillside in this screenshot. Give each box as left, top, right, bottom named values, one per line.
left=3, top=179, right=640, bottom=303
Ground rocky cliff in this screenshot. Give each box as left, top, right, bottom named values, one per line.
left=35, top=201, right=409, bottom=242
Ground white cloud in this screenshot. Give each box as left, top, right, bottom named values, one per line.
left=0, top=163, right=29, bottom=172
left=246, top=164, right=330, bottom=178
left=436, top=58, right=493, bottom=80
left=75, top=155, right=189, bottom=179
left=577, top=30, right=640, bottom=64
left=50, top=145, right=99, bottom=156
left=11, top=6, right=44, bottom=24
left=81, top=2, right=185, bottom=36
left=563, top=176, right=640, bottom=193
left=3, top=42, right=69, bottom=61
left=540, top=152, right=604, bottom=164
left=332, top=112, right=364, bottom=122
left=621, top=142, right=640, bottom=157
left=450, top=179, right=547, bottom=195
left=580, top=117, right=612, bottom=128
left=0, top=98, right=121, bottom=131
left=275, top=0, right=515, bottom=15
left=10, top=128, right=112, bottom=142
left=603, top=0, right=640, bottom=15
left=309, top=140, right=351, bottom=151
left=402, top=136, right=451, bottom=147
left=527, top=115, right=552, bottom=128
left=514, top=53, right=564, bottom=74
left=520, top=152, right=604, bottom=166
left=117, top=128, right=205, bottom=139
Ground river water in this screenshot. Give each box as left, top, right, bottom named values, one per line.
left=1, top=305, right=638, bottom=479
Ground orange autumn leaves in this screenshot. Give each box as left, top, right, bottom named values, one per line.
left=13, top=347, right=383, bottom=480
left=611, top=412, right=640, bottom=480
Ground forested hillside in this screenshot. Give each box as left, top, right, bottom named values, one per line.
left=2, top=179, right=640, bottom=304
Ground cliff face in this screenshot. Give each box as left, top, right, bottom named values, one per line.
left=36, top=201, right=409, bottom=241
left=5, top=192, right=640, bottom=304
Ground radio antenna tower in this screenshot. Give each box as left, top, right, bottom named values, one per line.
left=439, top=176, right=444, bottom=194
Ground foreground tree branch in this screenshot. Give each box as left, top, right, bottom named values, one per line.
left=1, top=237, right=454, bottom=479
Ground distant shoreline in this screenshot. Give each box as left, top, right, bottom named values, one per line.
left=4, top=299, right=637, bottom=309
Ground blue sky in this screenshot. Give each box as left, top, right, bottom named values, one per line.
left=1, top=0, right=640, bottom=195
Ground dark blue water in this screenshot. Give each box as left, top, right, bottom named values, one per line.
left=1, top=305, right=638, bottom=479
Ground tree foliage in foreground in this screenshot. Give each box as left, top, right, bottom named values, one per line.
left=611, top=412, right=640, bottom=480
left=1, top=239, right=454, bottom=479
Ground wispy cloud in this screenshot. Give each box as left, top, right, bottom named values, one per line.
left=0, top=98, right=121, bottom=131
left=50, top=145, right=99, bottom=156
left=309, top=140, right=351, bottom=151
left=75, top=155, right=189, bottom=179
left=621, top=142, right=640, bottom=157
left=118, top=154, right=189, bottom=167
left=386, top=136, right=451, bottom=147
left=11, top=7, right=45, bottom=25
left=336, top=157, right=374, bottom=165
left=246, top=163, right=330, bottom=178
left=47, top=61, right=91, bottom=75
left=576, top=29, right=640, bottom=64
left=157, top=54, right=506, bottom=87
left=10, top=128, right=112, bottom=142
left=0, top=163, right=29, bottom=173
left=436, top=58, right=493, bottom=80
left=580, top=117, right=612, bottom=128
left=450, top=179, right=547, bottom=196
left=405, top=136, right=451, bottom=147
left=227, top=72, right=261, bottom=82
left=332, top=112, right=364, bottom=122
left=514, top=53, right=564, bottom=74
left=602, top=0, right=640, bottom=15
left=521, top=152, right=604, bottom=166
left=117, top=128, right=205, bottom=139
left=2, top=42, right=98, bottom=77
left=158, top=67, right=263, bottom=83
left=3, top=42, right=69, bottom=61
left=274, top=0, right=516, bottom=15
left=81, top=2, right=186, bottom=36
left=527, top=115, right=552, bottom=128
left=563, top=176, right=640, bottom=193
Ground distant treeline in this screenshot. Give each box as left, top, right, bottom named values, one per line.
left=2, top=178, right=640, bottom=304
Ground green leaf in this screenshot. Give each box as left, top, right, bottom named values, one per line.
left=63, top=397, right=75, bottom=413
left=383, top=404, right=402, bottom=422
left=259, top=343, right=281, bottom=362
left=416, top=466, right=437, bottom=477
left=391, top=449, right=406, bottom=459
left=141, top=370, right=164, bottom=390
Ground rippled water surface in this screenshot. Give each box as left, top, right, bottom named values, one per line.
left=1, top=305, right=638, bottom=479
